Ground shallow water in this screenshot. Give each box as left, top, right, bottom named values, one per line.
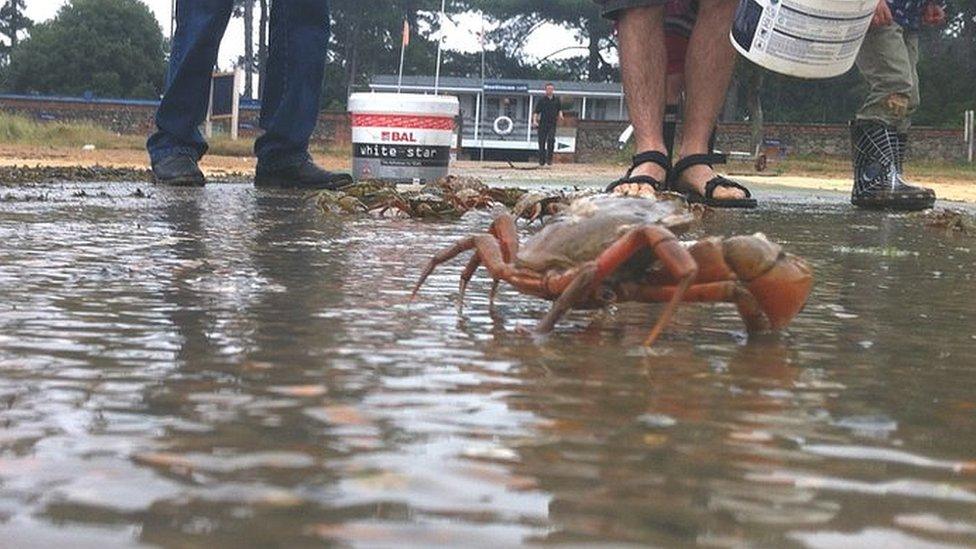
left=1, top=181, right=975, bottom=548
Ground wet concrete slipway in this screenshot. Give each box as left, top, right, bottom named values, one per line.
left=1, top=177, right=975, bottom=548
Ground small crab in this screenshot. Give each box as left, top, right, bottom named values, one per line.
left=512, top=188, right=602, bottom=222
left=424, top=175, right=496, bottom=211
left=384, top=188, right=464, bottom=219
left=313, top=190, right=369, bottom=215
left=432, top=175, right=489, bottom=195
left=487, top=187, right=529, bottom=208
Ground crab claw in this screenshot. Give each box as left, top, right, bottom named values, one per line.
left=723, top=234, right=814, bottom=331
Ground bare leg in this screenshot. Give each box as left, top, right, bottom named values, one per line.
left=615, top=6, right=668, bottom=193
left=677, top=0, right=745, bottom=200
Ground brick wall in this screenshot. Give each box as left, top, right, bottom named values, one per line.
left=0, top=95, right=160, bottom=134
left=2, top=95, right=964, bottom=162
left=576, top=119, right=969, bottom=163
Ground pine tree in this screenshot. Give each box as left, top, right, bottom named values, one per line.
left=0, top=0, right=32, bottom=66
left=233, top=0, right=255, bottom=98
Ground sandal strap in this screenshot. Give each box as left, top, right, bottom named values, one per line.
left=627, top=150, right=671, bottom=177
left=606, top=149, right=671, bottom=193
left=704, top=176, right=753, bottom=199
left=672, top=153, right=727, bottom=177
left=606, top=175, right=666, bottom=193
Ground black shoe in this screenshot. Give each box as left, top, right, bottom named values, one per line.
left=255, top=157, right=353, bottom=190
left=850, top=120, right=935, bottom=211
left=151, top=154, right=206, bottom=187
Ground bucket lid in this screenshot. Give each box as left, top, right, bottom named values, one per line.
left=349, top=92, right=459, bottom=117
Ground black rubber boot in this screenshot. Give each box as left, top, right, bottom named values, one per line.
left=255, top=156, right=353, bottom=190
left=850, top=120, right=935, bottom=211
left=152, top=154, right=206, bottom=187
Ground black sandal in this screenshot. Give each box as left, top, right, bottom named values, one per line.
left=671, top=153, right=757, bottom=209
left=606, top=151, right=670, bottom=193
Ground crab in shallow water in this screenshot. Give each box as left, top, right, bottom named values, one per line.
left=411, top=193, right=814, bottom=345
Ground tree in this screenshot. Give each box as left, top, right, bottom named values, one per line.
left=0, top=0, right=32, bottom=66
left=324, top=0, right=450, bottom=107
left=472, top=0, right=617, bottom=82
left=258, top=0, right=268, bottom=99
left=234, top=0, right=256, bottom=98
left=5, top=0, right=165, bottom=98
left=319, top=1, right=596, bottom=107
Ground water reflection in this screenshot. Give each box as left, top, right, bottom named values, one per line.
left=0, top=183, right=974, bottom=547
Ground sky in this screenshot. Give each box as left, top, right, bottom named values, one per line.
left=23, top=1, right=586, bottom=74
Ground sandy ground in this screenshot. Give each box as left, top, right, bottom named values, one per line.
left=2, top=143, right=974, bottom=202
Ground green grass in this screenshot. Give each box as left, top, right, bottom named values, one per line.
left=0, top=113, right=346, bottom=159
left=0, top=113, right=144, bottom=150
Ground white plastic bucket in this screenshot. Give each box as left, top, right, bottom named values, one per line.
left=348, top=92, right=460, bottom=183
left=731, top=0, right=877, bottom=79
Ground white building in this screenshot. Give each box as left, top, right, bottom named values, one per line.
left=367, top=75, right=627, bottom=159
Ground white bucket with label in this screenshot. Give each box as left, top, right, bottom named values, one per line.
left=348, top=92, right=459, bottom=183
left=731, top=0, right=877, bottom=79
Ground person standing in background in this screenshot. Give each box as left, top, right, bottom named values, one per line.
left=533, top=83, right=565, bottom=166
left=148, top=0, right=352, bottom=189
left=849, top=0, right=945, bottom=210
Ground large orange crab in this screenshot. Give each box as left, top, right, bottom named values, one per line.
left=412, top=193, right=813, bottom=345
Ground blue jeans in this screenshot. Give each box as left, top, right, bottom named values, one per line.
left=148, top=0, right=330, bottom=168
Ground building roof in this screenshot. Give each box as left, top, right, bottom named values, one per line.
left=370, top=75, right=623, bottom=97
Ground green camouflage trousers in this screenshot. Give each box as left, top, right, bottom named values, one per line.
left=855, top=24, right=920, bottom=133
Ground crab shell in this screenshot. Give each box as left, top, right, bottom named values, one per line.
left=515, top=193, right=695, bottom=272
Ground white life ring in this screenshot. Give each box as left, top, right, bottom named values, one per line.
left=492, top=116, right=514, bottom=136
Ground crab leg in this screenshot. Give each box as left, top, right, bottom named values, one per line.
left=458, top=215, right=521, bottom=309
left=581, top=225, right=699, bottom=346
left=490, top=214, right=520, bottom=261
left=621, top=235, right=814, bottom=332
left=535, top=263, right=599, bottom=334
left=458, top=255, right=482, bottom=311
left=721, top=235, right=813, bottom=330
left=412, top=235, right=508, bottom=300
left=622, top=282, right=772, bottom=333
left=488, top=280, right=501, bottom=308
left=413, top=235, right=544, bottom=302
